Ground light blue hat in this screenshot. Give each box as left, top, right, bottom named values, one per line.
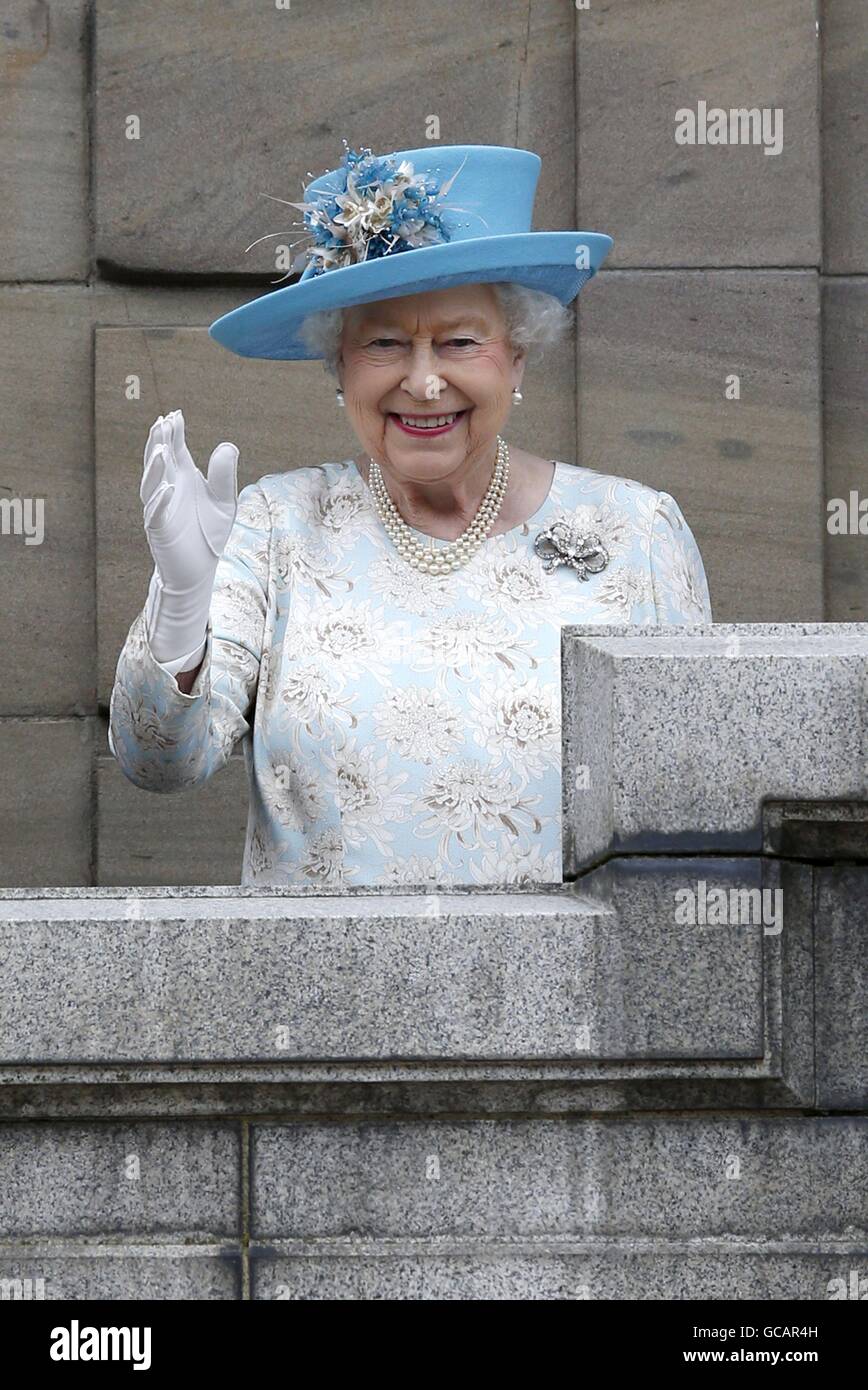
left=208, top=143, right=613, bottom=361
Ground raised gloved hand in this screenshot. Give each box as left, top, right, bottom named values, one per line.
left=141, top=409, right=238, bottom=668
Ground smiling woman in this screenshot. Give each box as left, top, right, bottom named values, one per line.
left=108, top=142, right=712, bottom=889
left=313, top=282, right=571, bottom=544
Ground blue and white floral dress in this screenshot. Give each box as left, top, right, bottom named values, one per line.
left=109, top=458, right=712, bottom=888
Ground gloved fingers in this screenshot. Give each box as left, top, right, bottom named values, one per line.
left=143, top=415, right=164, bottom=465
left=143, top=481, right=175, bottom=533
left=205, top=442, right=239, bottom=507
left=170, top=409, right=197, bottom=476
left=140, top=448, right=169, bottom=507
left=141, top=415, right=179, bottom=506
left=140, top=416, right=168, bottom=505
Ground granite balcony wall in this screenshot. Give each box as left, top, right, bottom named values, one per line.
left=0, top=0, right=866, bottom=887
left=0, top=627, right=864, bottom=1300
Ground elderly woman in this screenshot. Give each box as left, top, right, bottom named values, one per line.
left=109, top=143, right=712, bottom=888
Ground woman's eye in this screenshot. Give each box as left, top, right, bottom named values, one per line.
left=365, top=336, right=477, bottom=350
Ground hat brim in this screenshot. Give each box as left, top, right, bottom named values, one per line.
left=208, top=231, right=613, bottom=361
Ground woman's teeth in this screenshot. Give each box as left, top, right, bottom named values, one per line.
left=398, top=412, right=461, bottom=428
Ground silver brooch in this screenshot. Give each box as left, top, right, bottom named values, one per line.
left=534, top=518, right=610, bottom=579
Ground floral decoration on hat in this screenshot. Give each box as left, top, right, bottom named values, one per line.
left=271, top=142, right=468, bottom=278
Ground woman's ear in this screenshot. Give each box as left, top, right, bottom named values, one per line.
left=512, top=347, right=528, bottom=389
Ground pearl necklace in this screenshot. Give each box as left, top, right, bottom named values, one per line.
left=366, top=435, right=510, bottom=575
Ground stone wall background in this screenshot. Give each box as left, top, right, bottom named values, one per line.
left=0, top=0, right=865, bottom=887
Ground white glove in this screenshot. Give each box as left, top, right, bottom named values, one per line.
left=141, top=409, right=239, bottom=669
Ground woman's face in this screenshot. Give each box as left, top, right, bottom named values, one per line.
left=337, top=284, right=526, bottom=481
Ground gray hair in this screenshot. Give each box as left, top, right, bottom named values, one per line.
left=297, top=283, right=573, bottom=378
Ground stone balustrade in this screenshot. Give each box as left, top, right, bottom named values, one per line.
left=0, top=625, right=865, bottom=1300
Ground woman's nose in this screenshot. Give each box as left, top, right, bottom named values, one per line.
left=402, top=346, right=446, bottom=402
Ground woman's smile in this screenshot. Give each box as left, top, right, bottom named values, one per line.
left=387, top=408, right=469, bottom=437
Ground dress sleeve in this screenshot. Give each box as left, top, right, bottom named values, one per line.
left=649, top=490, right=713, bottom=623
left=108, top=481, right=271, bottom=792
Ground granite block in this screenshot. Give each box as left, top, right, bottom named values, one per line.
left=815, top=865, right=868, bottom=1109
left=250, top=1116, right=867, bottom=1239
left=0, top=882, right=765, bottom=1065
left=763, top=800, right=868, bottom=859
left=251, top=1252, right=868, bottom=1301
left=562, top=624, right=868, bottom=871
left=0, top=1248, right=240, bottom=1300
left=0, top=1122, right=240, bottom=1238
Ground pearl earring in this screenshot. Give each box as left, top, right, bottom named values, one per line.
left=335, top=389, right=345, bottom=407
left=511, top=388, right=523, bottom=403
